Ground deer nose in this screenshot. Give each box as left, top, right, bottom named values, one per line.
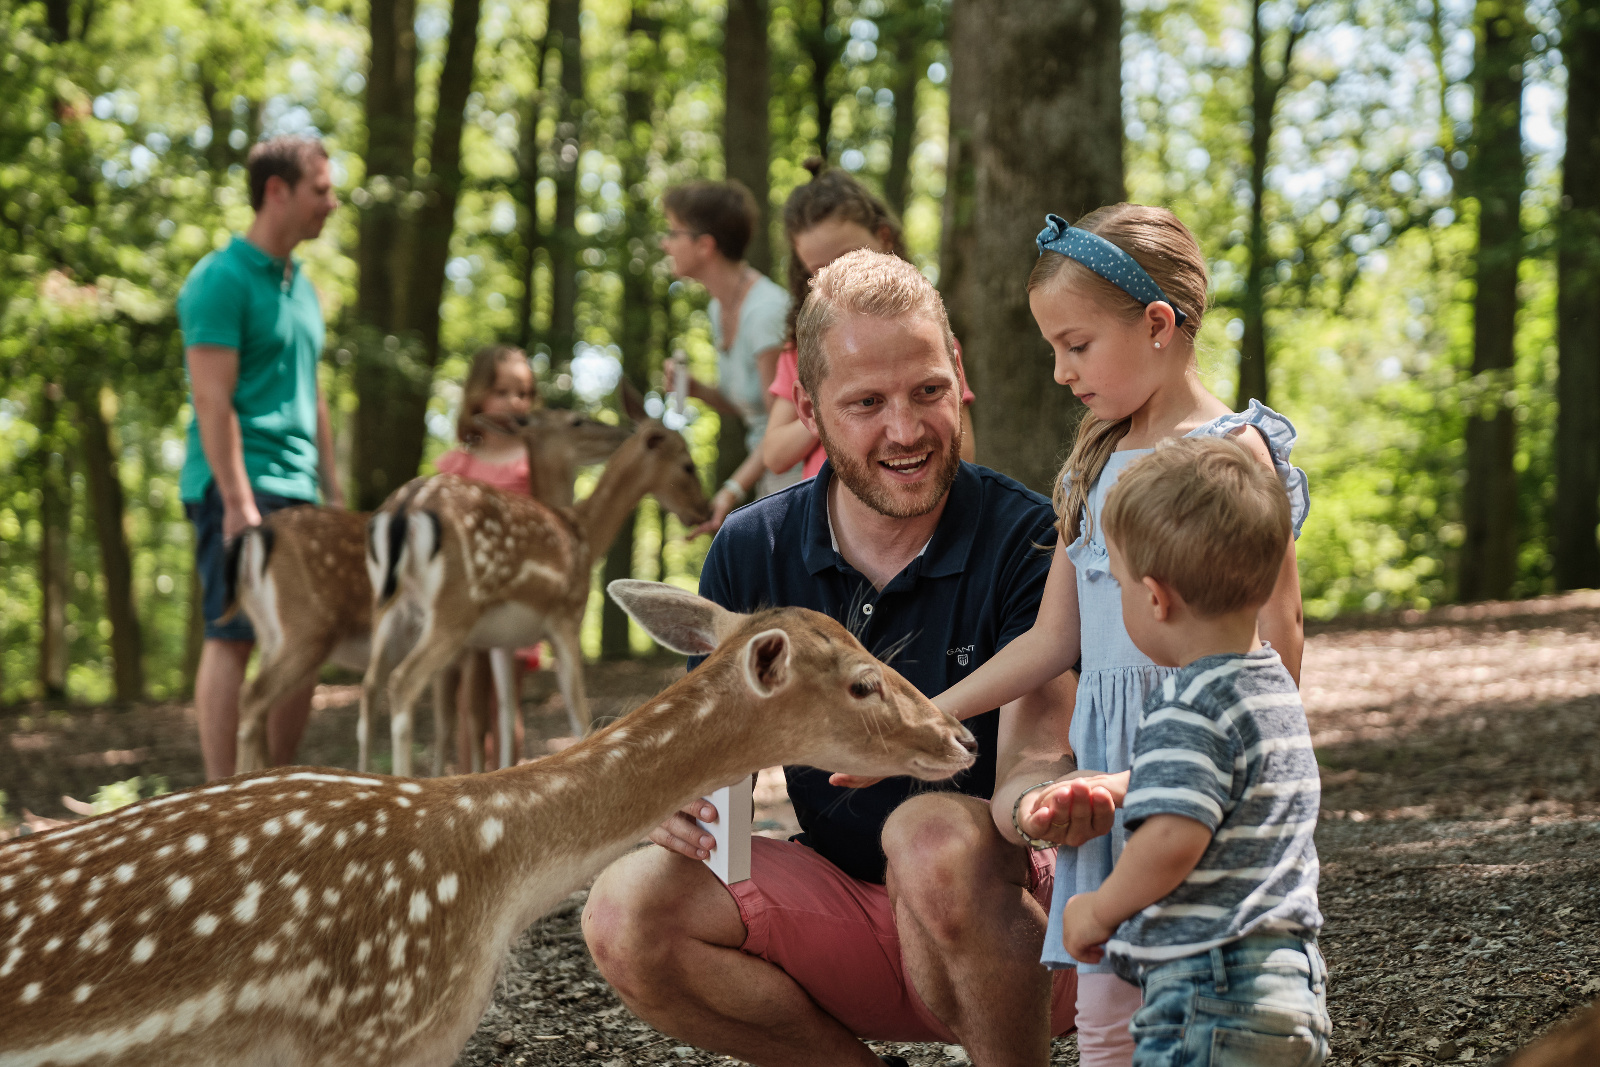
left=957, top=728, right=977, bottom=753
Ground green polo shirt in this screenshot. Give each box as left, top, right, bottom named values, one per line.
left=177, top=236, right=324, bottom=503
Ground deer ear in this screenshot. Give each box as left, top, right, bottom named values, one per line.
left=742, top=629, right=791, bottom=698
left=606, top=580, right=740, bottom=655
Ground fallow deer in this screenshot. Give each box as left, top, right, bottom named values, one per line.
left=226, top=409, right=630, bottom=775
left=360, top=420, right=712, bottom=776
left=0, top=581, right=977, bottom=1067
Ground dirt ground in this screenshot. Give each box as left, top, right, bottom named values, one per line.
left=4, top=592, right=1599, bottom=1064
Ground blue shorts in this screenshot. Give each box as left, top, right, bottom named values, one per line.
left=184, top=482, right=313, bottom=642
left=1129, top=935, right=1331, bottom=1067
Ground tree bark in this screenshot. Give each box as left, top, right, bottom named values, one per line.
left=516, top=31, right=552, bottom=353
left=602, top=4, right=663, bottom=660
left=1459, top=0, right=1527, bottom=602
left=547, top=0, right=584, bottom=367
left=70, top=383, right=145, bottom=702
left=36, top=390, right=70, bottom=701
left=724, top=0, right=772, bottom=274
left=883, top=28, right=921, bottom=220
left=803, top=0, right=841, bottom=158
left=352, top=0, right=420, bottom=509
left=1555, top=0, right=1600, bottom=590
left=1237, top=1, right=1309, bottom=410
left=944, top=0, right=1124, bottom=493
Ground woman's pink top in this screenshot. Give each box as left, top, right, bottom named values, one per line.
left=433, top=447, right=530, bottom=496
left=767, top=339, right=977, bottom=478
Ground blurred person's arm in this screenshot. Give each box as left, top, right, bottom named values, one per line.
left=187, top=344, right=258, bottom=539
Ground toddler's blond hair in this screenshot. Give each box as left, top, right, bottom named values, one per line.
left=1102, top=436, right=1289, bottom=616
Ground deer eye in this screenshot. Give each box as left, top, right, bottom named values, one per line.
left=850, top=677, right=879, bottom=699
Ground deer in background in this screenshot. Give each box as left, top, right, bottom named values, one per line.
left=225, top=408, right=630, bottom=774
left=361, top=420, right=712, bottom=777
left=0, top=581, right=977, bottom=1067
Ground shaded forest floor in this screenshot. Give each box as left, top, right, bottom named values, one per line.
left=4, top=593, right=1600, bottom=1064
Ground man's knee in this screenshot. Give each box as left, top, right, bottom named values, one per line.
left=883, top=793, right=1023, bottom=945
left=583, top=846, right=737, bottom=998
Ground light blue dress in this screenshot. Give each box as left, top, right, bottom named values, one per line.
left=1041, top=400, right=1311, bottom=971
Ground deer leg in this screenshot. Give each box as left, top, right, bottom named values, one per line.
left=360, top=605, right=407, bottom=773
left=460, top=651, right=492, bottom=774
left=386, top=621, right=472, bottom=778
left=237, top=635, right=333, bottom=773
left=489, top=648, right=519, bottom=769
left=547, top=621, right=591, bottom=736
left=431, top=656, right=463, bottom=777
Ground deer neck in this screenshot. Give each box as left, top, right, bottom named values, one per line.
left=573, top=447, right=652, bottom=550
left=468, top=658, right=778, bottom=922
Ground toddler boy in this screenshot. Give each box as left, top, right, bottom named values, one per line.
left=1060, top=435, right=1331, bottom=1065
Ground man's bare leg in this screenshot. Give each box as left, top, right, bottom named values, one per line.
left=584, top=846, right=884, bottom=1067
left=883, top=792, right=1054, bottom=1067
left=196, top=638, right=252, bottom=780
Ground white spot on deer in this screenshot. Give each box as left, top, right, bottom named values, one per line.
left=43, top=936, right=62, bottom=954
left=301, top=822, right=325, bottom=845
left=285, top=810, right=307, bottom=828
left=398, top=782, right=423, bottom=795
left=436, top=873, right=459, bottom=904
left=408, top=890, right=430, bottom=924
left=388, top=932, right=409, bottom=969
left=253, top=940, right=279, bottom=963
left=72, top=982, right=94, bottom=1003
left=76, top=920, right=112, bottom=953
left=36, top=891, right=59, bottom=914
left=394, top=796, right=412, bottom=808
left=80, top=897, right=98, bottom=915
left=59, top=868, right=81, bottom=885
left=262, top=817, right=283, bottom=837
left=193, top=913, right=219, bottom=936
left=136, top=907, right=154, bottom=925
left=279, top=871, right=302, bottom=887
left=233, top=882, right=263, bottom=923
left=0, top=903, right=14, bottom=921
left=0, top=947, right=21, bottom=977
left=0, top=874, right=12, bottom=892
left=231, top=835, right=250, bottom=858
left=20, top=981, right=41, bottom=1004
left=334, top=828, right=350, bottom=849
left=407, top=850, right=425, bottom=872
left=355, top=940, right=372, bottom=965
left=381, top=876, right=400, bottom=898
left=321, top=887, right=340, bottom=908
left=114, top=862, right=136, bottom=884
left=168, top=875, right=193, bottom=906
left=155, top=844, right=176, bottom=860
left=185, top=833, right=208, bottom=855
left=131, top=935, right=156, bottom=963
left=292, top=886, right=311, bottom=914
left=479, top=816, right=505, bottom=850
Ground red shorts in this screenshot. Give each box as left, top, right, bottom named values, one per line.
left=726, top=836, right=1078, bottom=1042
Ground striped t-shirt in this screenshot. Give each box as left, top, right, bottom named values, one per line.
left=1105, top=647, right=1323, bottom=979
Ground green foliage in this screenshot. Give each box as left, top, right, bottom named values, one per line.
left=85, top=774, right=170, bottom=815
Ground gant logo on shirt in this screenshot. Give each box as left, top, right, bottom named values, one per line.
left=948, top=644, right=975, bottom=667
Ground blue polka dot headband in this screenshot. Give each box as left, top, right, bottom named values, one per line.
left=1034, top=213, right=1188, bottom=329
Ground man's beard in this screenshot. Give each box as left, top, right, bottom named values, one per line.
left=817, top=419, right=963, bottom=520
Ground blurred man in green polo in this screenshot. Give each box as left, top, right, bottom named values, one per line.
left=178, top=135, right=341, bottom=780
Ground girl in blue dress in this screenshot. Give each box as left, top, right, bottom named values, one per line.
left=933, top=204, right=1309, bottom=1065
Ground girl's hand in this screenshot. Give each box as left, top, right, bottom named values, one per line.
left=687, top=486, right=739, bottom=539
left=1061, top=892, right=1114, bottom=963
left=1020, top=776, right=1118, bottom=847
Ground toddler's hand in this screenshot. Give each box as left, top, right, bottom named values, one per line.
left=1022, top=777, right=1117, bottom=847
left=1061, top=892, right=1113, bottom=964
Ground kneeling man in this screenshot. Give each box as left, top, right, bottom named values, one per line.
left=585, top=250, right=1081, bottom=1066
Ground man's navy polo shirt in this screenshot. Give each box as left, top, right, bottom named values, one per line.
left=695, top=460, right=1058, bottom=884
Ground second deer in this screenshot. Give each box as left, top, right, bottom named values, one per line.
left=360, top=420, right=711, bottom=776
left=226, top=408, right=629, bottom=774
left=0, top=580, right=976, bottom=1066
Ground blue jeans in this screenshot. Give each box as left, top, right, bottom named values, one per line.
left=184, top=482, right=313, bottom=641
left=1129, top=935, right=1330, bottom=1067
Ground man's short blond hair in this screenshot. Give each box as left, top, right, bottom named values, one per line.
left=1103, top=436, right=1290, bottom=617
left=795, top=248, right=957, bottom=396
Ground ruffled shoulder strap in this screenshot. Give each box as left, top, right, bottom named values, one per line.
left=1191, top=399, right=1310, bottom=539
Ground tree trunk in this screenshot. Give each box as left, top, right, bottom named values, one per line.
left=804, top=0, right=840, bottom=158
left=516, top=31, right=551, bottom=353
left=944, top=0, right=1124, bottom=493
left=547, top=0, right=584, bottom=367
left=71, top=383, right=145, bottom=702
left=37, top=390, right=70, bottom=701
left=883, top=19, right=922, bottom=219
left=352, top=0, right=420, bottom=509
left=1459, top=0, right=1527, bottom=602
left=1555, top=0, right=1600, bottom=590
left=724, top=0, right=772, bottom=274
left=602, top=4, right=663, bottom=660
